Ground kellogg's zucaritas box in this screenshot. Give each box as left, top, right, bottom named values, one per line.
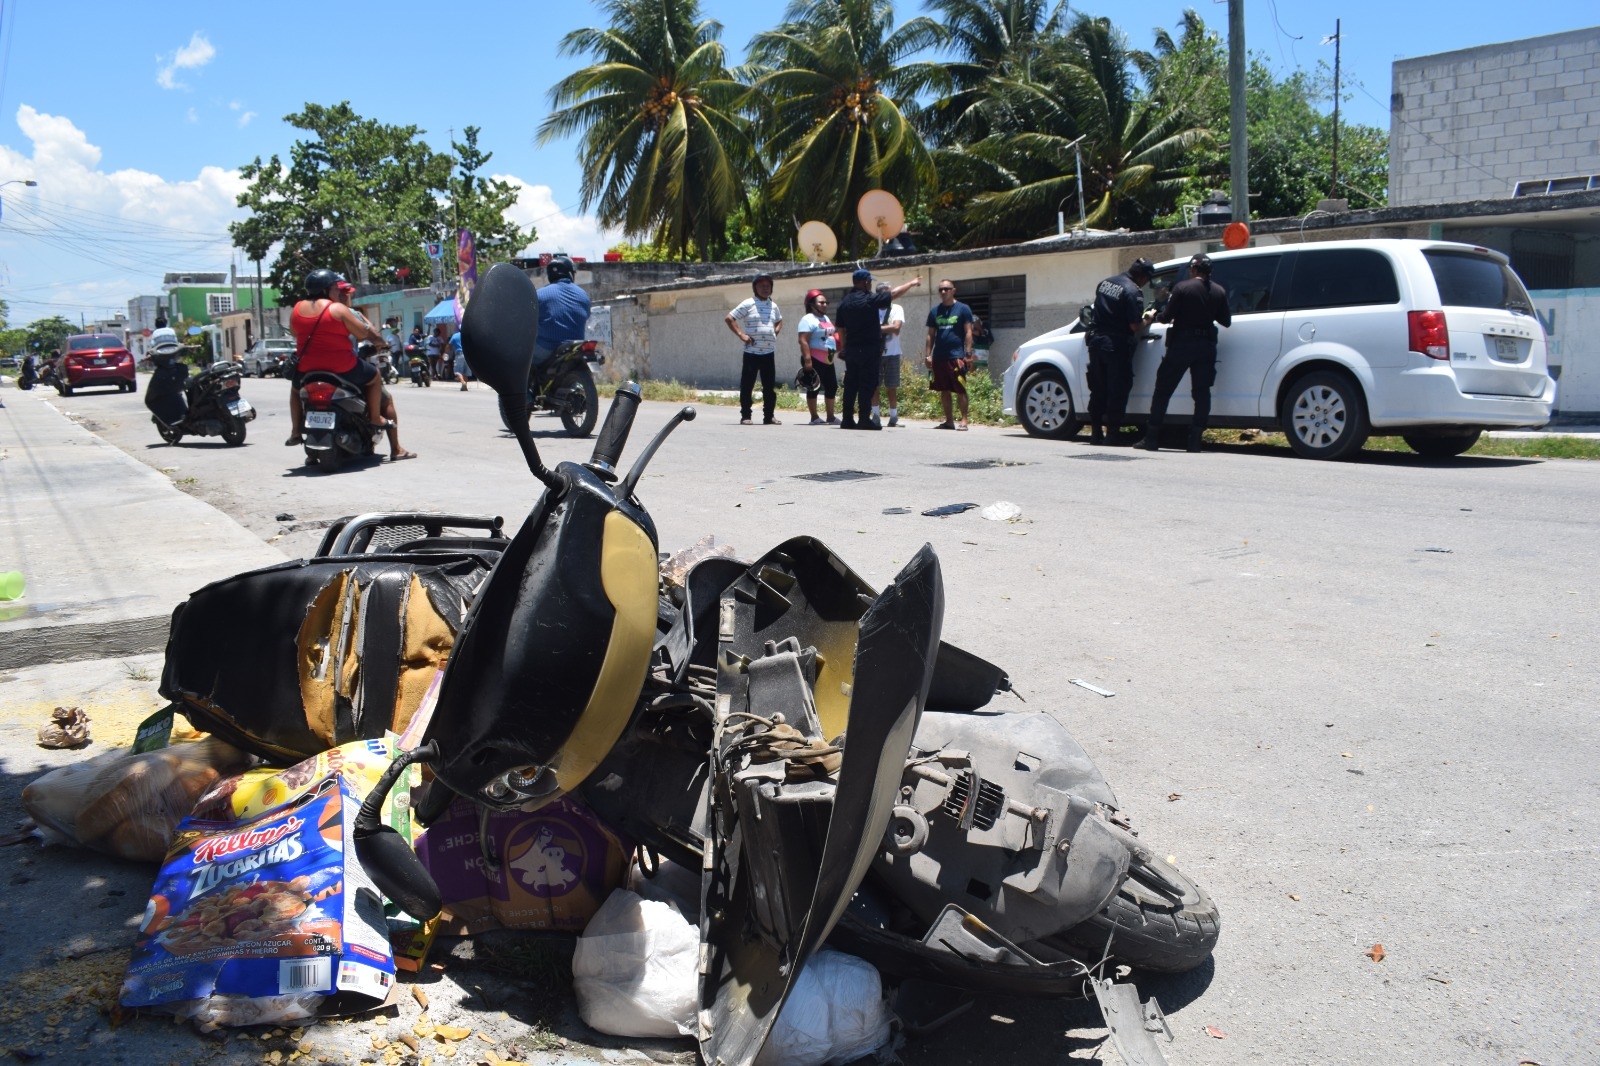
left=121, top=767, right=395, bottom=1026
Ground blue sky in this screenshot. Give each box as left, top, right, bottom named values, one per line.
left=0, top=1, right=1593, bottom=328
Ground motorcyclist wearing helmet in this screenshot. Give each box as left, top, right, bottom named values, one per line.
left=532, top=254, right=591, bottom=368
left=285, top=268, right=390, bottom=450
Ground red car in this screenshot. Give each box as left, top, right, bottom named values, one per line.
left=60, top=333, right=137, bottom=394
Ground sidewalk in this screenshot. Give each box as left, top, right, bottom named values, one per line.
left=0, top=379, right=284, bottom=670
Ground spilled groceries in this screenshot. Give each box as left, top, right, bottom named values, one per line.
left=37, top=705, right=91, bottom=749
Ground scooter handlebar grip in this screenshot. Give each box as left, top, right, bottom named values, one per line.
left=590, top=382, right=642, bottom=475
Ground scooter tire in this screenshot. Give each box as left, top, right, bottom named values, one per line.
left=317, top=449, right=343, bottom=474
left=558, top=366, right=598, bottom=438
left=156, top=422, right=183, bottom=445
left=221, top=418, right=247, bottom=446
left=17, top=380, right=31, bottom=391
left=1053, top=854, right=1220, bottom=973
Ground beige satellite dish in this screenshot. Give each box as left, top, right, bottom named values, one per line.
left=857, top=189, right=905, bottom=245
left=797, top=220, right=838, bottom=263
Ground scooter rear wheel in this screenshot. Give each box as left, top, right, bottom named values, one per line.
left=1052, top=853, right=1220, bottom=973
left=221, top=418, right=247, bottom=446
left=156, top=421, right=183, bottom=445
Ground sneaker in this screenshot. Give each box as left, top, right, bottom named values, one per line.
left=1135, top=435, right=1161, bottom=451
left=839, top=420, right=858, bottom=430
left=1090, top=429, right=1104, bottom=445
left=764, top=417, right=782, bottom=425
left=887, top=412, right=899, bottom=427
left=740, top=418, right=753, bottom=425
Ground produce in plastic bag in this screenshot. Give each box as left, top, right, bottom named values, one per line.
left=755, top=950, right=893, bottom=1066
left=21, top=737, right=252, bottom=862
left=571, top=889, right=698, bottom=1038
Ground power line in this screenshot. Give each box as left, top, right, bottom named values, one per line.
left=1352, top=80, right=1505, bottom=185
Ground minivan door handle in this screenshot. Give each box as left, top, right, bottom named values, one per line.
left=1297, top=322, right=1317, bottom=342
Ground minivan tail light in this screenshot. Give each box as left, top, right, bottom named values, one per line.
left=303, top=382, right=337, bottom=405
left=1408, top=310, right=1449, bottom=360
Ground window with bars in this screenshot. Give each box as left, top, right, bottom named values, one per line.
left=207, top=293, right=235, bottom=316
left=946, top=275, right=1026, bottom=329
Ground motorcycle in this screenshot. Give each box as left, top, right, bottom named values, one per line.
left=144, top=344, right=255, bottom=446
left=376, top=348, right=402, bottom=385
left=37, top=359, right=64, bottom=394
left=296, top=342, right=385, bottom=472
left=16, top=356, right=38, bottom=390
left=497, top=337, right=603, bottom=437
left=158, top=265, right=1212, bottom=1066
left=406, top=342, right=431, bottom=387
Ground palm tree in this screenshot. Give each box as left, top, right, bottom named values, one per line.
left=539, top=0, right=750, bottom=258
left=745, top=0, right=946, bottom=249
left=959, top=15, right=1214, bottom=240
left=921, top=0, right=1070, bottom=141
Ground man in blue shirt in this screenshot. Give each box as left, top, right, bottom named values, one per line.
left=923, top=278, right=975, bottom=430
left=449, top=328, right=469, bottom=390
left=534, top=255, right=591, bottom=368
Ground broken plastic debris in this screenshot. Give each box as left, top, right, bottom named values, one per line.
left=1417, top=547, right=1453, bottom=553
left=1204, top=1025, right=1227, bottom=1039
left=1365, top=943, right=1386, bottom=963
left=979, top=501, right=1022, bottom=522
left=921, top=502, right=979, bottom=517
left=37, top=706, right=91, bottom=749
left=882, top=507, right=912, bottom=515
left=1068, top=678, right=1115, bottom=697
left=0, top=569, right=24, bottom=600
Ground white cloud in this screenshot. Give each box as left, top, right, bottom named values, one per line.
left=157, top=31, right=216, bottom=90
left=0, top=106, right=247, bottom=324
left=237, top=111, right=256, bottom=128
left=495, top=174, right=623, bottom=260
left=186, top=107, right=199, bottom=124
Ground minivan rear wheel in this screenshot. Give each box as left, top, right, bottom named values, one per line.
left=1280, top=370, right=1368, bottom=460
left=1402, top=430, right=1481, bottom=458
left=1018, top=370, right=1079, bottom=439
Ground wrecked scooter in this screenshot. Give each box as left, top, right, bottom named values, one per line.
left=159, top=263, right=1216, bottom=1066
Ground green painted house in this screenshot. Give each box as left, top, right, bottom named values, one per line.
left=163, top=271, right=282, bottom=323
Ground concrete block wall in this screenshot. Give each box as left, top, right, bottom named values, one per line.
left=1390, top=27, right=1600, bottom=206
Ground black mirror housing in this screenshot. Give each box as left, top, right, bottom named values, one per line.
left=461, top=263, right=538, bottom=402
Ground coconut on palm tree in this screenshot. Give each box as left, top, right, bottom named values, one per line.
left=539, top=0, right=750, bottom=258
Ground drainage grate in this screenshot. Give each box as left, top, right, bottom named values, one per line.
left=792, top=469, right=884, bottom=483
left=1070, top=453, right=1142, bottom=462
left=936, top=458, right=1034, bottom=470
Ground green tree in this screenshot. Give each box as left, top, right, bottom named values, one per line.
left=540, top=0, right=750, bottom=259
left=0, top=326, right=28, bottom=358
left=447, top=126, right=531, bottom=266
left=231, top=102, right=454, bottom=296
left=1244, top=63, right=1387, bottom=217
left=920, top=0, right=1069, bottom=142
left=746, top=0, right=945, bottom=252
left=25, top=315, right=75, bottom=354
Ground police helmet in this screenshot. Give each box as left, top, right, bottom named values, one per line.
left=1189, top=253, right=1214, bottom=277
left=1128, top=257, right=1155, bottom=281
left=304, top=268, right=340, bottom=298
left=546, top=255, right=576, bottom=283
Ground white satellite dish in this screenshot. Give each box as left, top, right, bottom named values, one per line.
left=857, top=189, right=905, bottom=249
left=797, top=220, right=838, bottom=263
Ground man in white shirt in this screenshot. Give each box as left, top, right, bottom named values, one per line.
left=724, top=273, right=784, bottom=425
left=871, top=284, right=906, bottom=427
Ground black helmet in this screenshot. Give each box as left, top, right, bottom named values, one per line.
left=794, top=364, right=821, bottom=393
left=546, top=255, right=576, bottom=283
left=752, top=272, right=774, bottom=296
left=305, top=268, right=340, bottom=297
left=1188, top=253, right=1213, bottom=277
left=1128, top=257, right=1155, bottom=280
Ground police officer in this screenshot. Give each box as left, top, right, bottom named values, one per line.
left=1137, top=254, right=1231, bottom=452
left=1086, top=257, right=1153, bottom=444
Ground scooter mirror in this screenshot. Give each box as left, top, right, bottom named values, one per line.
left=460, top=263, right=538, bottom=405
left=353, top=824, right=442, bottom=921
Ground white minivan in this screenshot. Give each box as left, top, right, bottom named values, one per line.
left=1001, top=239, right=1556, bottom=459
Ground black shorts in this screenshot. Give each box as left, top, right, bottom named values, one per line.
left=294, top=359, right=376, bottom=389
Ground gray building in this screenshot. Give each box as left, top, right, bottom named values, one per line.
left=1389, top=27, right=1600, bottom=206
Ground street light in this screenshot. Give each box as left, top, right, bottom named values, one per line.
left=0, top=179, right=36, bottom=223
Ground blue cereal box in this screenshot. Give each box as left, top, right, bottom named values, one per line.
left=121, top=765, right=395, bottom=1026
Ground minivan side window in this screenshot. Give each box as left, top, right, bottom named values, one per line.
left=1284, top=249, right=1400, bottom=310
left=1205, top=255, right=1284, bottom=315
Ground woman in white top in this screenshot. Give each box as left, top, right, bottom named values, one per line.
left=795, top=289, right=838, bottom=425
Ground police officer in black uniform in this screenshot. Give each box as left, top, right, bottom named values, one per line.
left=1137, top=253, right=1232, bottom=452
left=1086, top=257, right=1154, bottom=444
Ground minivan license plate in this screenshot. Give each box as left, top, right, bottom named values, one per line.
left=1493, top=336, right=1519, bottom=360
left=305, top=411, right=336, bottom=429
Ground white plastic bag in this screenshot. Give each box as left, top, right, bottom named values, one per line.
left=756, top=950, right=893, bottom=1066
left=572, top=889, right=699, bottom=1038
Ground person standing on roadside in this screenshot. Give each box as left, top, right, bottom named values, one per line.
left=834, top=269, right=920, bottom=430
left=870, top=283, right=907, bottom=427
left=1138, top=253, right=1231, bottom=453
left=449, top=327, right=469, bottom=390
left=1086, top=257, right=1154, bottom=445
left=795, top=289, right=838, bottom=425
left=923, top=278, right=975, bottom=431
left=725, top=273, right=783, bottom=425
left=426, top=325, right=447, bottom=380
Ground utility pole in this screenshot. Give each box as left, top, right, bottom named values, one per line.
left=254, top=257, right=266, bottom=341
left=1227, top=0, right=1249, bottom=222
left=1328, top=19, right=1342, bottom=198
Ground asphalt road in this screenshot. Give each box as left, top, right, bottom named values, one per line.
left=46, top=374, right=1600, bottom=1064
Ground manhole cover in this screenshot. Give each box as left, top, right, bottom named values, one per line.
left=1070, top=453, right=1142, bottom=462
left=936, top=458, right=1034, bottom=470
left=792, top=469, right=884, bottom=483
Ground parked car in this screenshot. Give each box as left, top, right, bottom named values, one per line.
left=240, top=339, right=298, bottom=378
left=59, top=334, right=137, bottom=395
left=0, top=354, right=17, bottom=369
left=1003, top=238, right=1555, bottom=459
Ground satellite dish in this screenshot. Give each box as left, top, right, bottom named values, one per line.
left=797, top=221, right=837, bottom=263
left=857, top=190, right=905, bottom=243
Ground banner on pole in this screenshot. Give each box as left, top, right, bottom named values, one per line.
left=454, top=229, right=478, bottom=321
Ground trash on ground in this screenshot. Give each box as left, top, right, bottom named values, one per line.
left=979, top=501, right=1023, bottom=522
left=1417, top=547, right=1453, bottom=553
left=572, top=888, right=699, bottom=1038
left=121, top=739, right=407, bottom=1030
left=755, top=950, right=893, bottom=1066
left=1365, top=943, right=1386, bottom=962
left=660, top=533, right=739, bottom=589
left=882, top=507, right=912, bottom=515
left=22, top=736, right=250, bottom=862
left=921, top=502, right=979, bottom=517
left=0, top=569, right=24, bottom=600
left=36, top=705, right=91, bottom=749
left=275, top=512, right=295, bottom=522
left=1204, top=1025, right=1227, bottom=1039
left=1068, top=678, right=1116, bottom=697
